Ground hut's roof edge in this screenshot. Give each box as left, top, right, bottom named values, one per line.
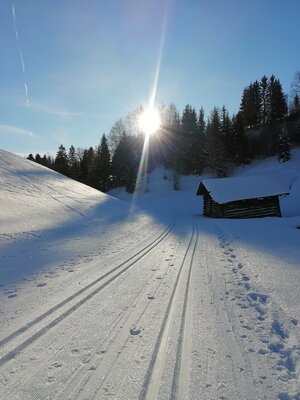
left=196, top=176, right=289, bottom=204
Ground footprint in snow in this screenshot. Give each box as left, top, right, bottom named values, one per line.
left=277, top=392, right=300, bottom=400
left=242, top=275, right=250, bottom=281
left=36, top=282, right=47, bottom=287
left=130, top=328, right=141, bottom=336
left=271, top=320, right=289, bottom=340
left=258, top=348, right=268, bottom=355
left=242, top=325, right=253, bottom=332
left=247, top=292, right=269, bottom=305
left=268, top=342, right=284, bottom=353
left=52, top=362, right=62, bottom=368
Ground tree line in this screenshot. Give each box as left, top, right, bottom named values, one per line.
left=28, top=72, right=300, bottom=193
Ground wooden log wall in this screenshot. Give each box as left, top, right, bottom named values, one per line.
left=223, top=196, right=281, bottom=218
left=203, top=194, right=281, bottom=218
left=203, top=194, right=224, bottom=217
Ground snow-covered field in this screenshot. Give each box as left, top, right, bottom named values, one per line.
left=0, top=148, right=300, bottom=399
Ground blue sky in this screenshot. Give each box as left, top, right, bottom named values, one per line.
left=1, top=0, right=299, bottom=157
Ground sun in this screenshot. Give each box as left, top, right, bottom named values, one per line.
left=138, top=107, right=161, bottom=136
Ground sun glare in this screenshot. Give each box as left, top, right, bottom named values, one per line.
left=139, top=108, right=161, bottom=136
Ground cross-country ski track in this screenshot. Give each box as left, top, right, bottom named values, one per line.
left=1, top=218, right=299, bottom=399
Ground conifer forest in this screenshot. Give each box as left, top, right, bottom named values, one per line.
left=27, top=72, right=300, bottom=193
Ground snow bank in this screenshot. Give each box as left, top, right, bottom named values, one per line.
left=234, top=148, right=300, bottom=217
left=0, top=149, right=122, bottom=234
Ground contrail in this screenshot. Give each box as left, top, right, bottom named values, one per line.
left=12, top=3, right=30, bottom=107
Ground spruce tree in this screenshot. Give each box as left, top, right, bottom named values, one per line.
left=68, top=145, right=79, bottom=180
left=231, top=112, right=249, bottom=164
left=35, top=153, right=42, bottom=164
left=220, top=105, right=232, bottom=162
left=78, top=147, right=96, bottom=187
left=196, top=107, right=207, bottom=174
left=164, top=104, right=182, bottom=174
left=97, top=134, right=111, bottom=192
left=111, top=134, right=137, bottom=193
left=41, top=155, right=48, bottom=167
left=54, top=145, right=69, bottom=176
left=240, top=81, right=261, bottom=128
left=260, top=75, right=268, bottom=125
left=180, top=104, right=198, bottom=174
left=290, top=71, right=300, bottom=115
left=290, top=94, right=300, bottom=119
left=277, top=125, right=291, bottom=163
left=266, top=75, right=287, bottom=124
left=206, top=108, right=228, bottom=177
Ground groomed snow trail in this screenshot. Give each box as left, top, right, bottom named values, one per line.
left=1, top=218, right=297, bottom=399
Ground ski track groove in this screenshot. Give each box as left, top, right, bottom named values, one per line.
left=138, top=223, right=196, bottom=400
left=9, top=254, right=163, bottom=400
left=0, top=219, right=175, bottom=368
left=61, top=255, right=173, bottom=400
left=170, top=223, right=198, bottom=400
left=4, top=297, right=132, bottom=400
left=48, top=234, right=179, bottom=400
left=86, top=262, right=173, bottom=400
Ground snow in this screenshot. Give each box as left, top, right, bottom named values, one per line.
left=197, top=175, right=289, bottom=204
left=0, top=148, right=300, bottom=399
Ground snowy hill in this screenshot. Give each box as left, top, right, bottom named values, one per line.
left=0, top=149, right=300, bottom=399
left=0, top=149, right=117, bottom=234
left=0, top=149, right=157, bottom=285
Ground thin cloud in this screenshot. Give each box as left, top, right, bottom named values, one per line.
left=12, top=3, right=30, bottom=107
left=0, top=124, right=35, bottom=138
left=29, top=101, right=84, bottom=117
left=28, top=101, right=109, bottom=118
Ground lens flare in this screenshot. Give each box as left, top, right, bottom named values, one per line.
left=139, top=108, right=161, bottom=136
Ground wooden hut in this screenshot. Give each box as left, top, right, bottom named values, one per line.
left=196, top=176, right=289, bottom=218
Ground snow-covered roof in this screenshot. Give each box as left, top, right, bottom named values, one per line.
left=196, top=176, right=289, bottom=204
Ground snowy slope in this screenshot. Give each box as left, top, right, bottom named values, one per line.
left=0, top=149, right=300, bottom=400
left=0, top=149, right=147, bottom=284
left=234, top=148, right=300, bottom=217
